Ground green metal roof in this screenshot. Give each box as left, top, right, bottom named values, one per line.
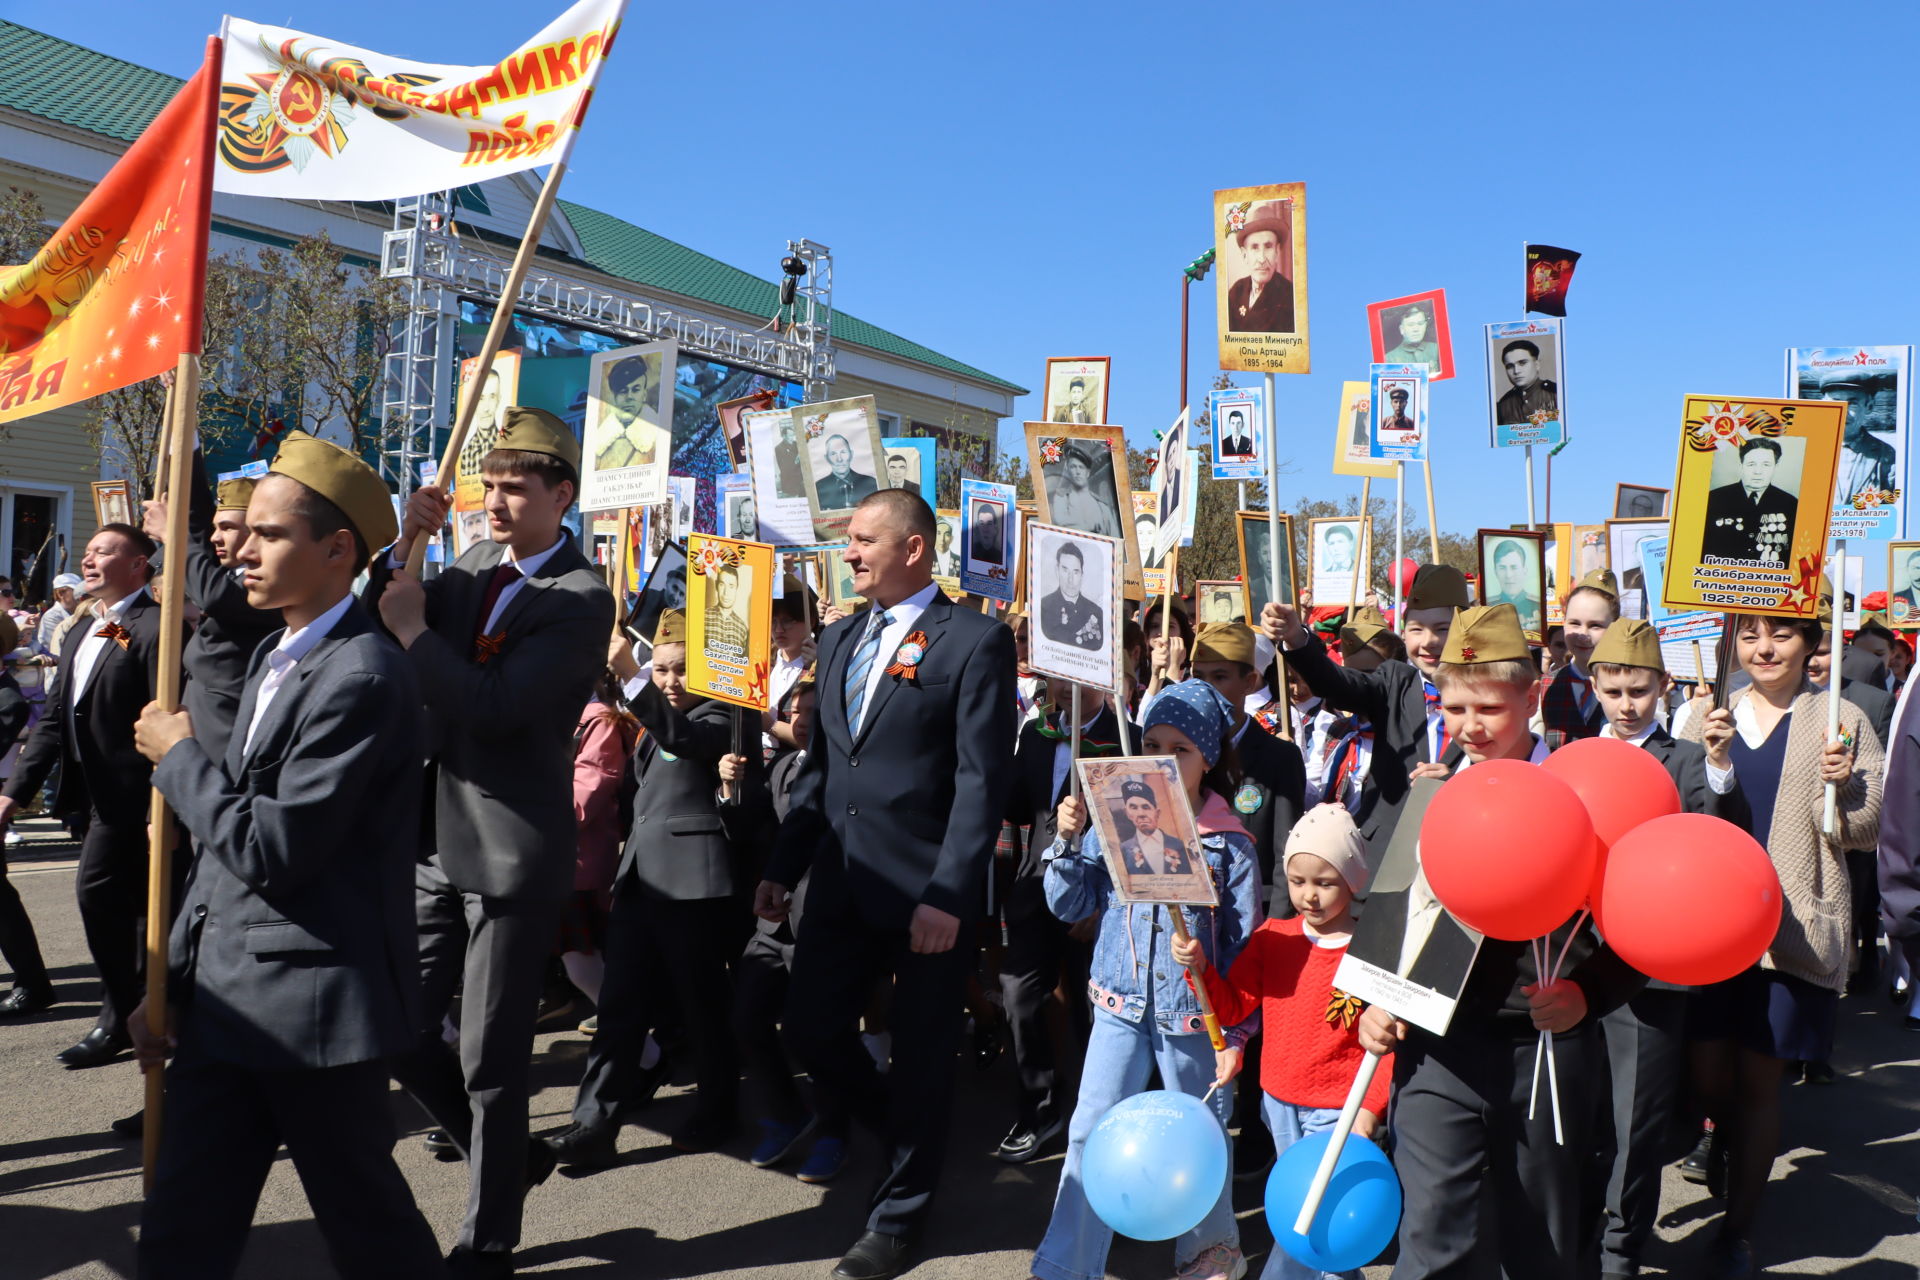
left=0, top=19, right=1025, bottom=395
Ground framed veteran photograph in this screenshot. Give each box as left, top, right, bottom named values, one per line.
left=825, top=544, right=864, bottom=612
left=1131, top=492, right=1168, bottom=597
left=581, top=340, right=675, bottom=513
left=716, top=472, right=756, bottom=541
left=1208, top=384, right=1265, bottom=481
left=90, top=480, right=131, bottom=528
left=1214, top=181, right=1309, bottom=375
left=933, top=509, right=962, bottom=585
left=1196, top=581, right=1247, bottom=626
left=1308, top=516, right=1370, bottom=606
left=1044, top=356, right=1110, bottom=426
left=1153, top=409, right=1193, bottom=562
left=629, top=540, right=689, bottom=644
left=1483, top=319, right=1565, bottom=449
left=1664, top=396, right=1847, bottom=618
left=960, top=476, right=1018, bottom=602
left=743, top=407, right=815, bottom=547
left=1786, top=345, right=1911, bottom=541
left=880, top=436, right=935, bottom=501
left=716, top=388, right=774, bottom=473
left=1613, top=484, right=1670, bottom=520
left=686, top=534, right=774, bottom=710
left=1367, top=288, right=1454, bottom=381
left=1332, top=379, right=1394, bottom=480
left=453, top=349, right=521, bottom=513
left=1540, top=522, right=1572, bottom=625
left=796, top=394, right=885, bottom=542
left=1026, top=523, right=1121, bottom=691
left=1237, top=511, right=1296, bottom=620
left=1076, top=757, right=1217, bottom=907
left=1476, top=528, right=1548, bottom=642
left=1573, top=523, right=1609, bottom=579
left=1888, top=541, right=1920, bottom=629
left=1607, top=517, right=1667, bottom=621
left=1026, top=421, right=1144, bottom=599
left=1369, top=363, right=1428, bottom=462
left=668, top=475, right=696, bottom=544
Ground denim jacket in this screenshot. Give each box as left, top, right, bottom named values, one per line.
left=1043, top=791, right=1262, bottom=1041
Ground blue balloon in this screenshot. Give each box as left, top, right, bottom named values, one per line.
left=1081, top=1090, right=1229, bottom=1241
left=1265, top=1129, right=1402, bottom=1272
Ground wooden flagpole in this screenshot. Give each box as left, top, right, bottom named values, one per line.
left=1346, top=478, right=1371, bottom=622
left=142, top=352, right=199, bottom=1187
left=404, top=160, right=570, bottom=576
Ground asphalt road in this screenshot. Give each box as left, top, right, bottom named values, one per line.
left=1, top=819, right=1915, bottom=1279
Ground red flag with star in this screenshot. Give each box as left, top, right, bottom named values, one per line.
left=0, top=36, right=221, bottom=424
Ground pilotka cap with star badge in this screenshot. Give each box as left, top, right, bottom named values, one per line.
left=1589, top=618, right=1665, bottom=672
left=1405, top=563, right=1470, bottom=612
left=215, top=476, right=257, bottom=512
left=1193, top=621, right=1257, bottom=668
left=1439, top=603, right=1530, bottom=665
left=494, top=406, right=581, bottom=472
left=1339, top=603, right=1391, bottom=656
left=654, top=608, right=687, bottom=646
left=1574, top=567, right=1619, bottom=600
left=269, top=431, right=398, bottom=558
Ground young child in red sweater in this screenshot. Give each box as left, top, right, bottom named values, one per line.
left=1172, top=803, right=1388, bottom=1280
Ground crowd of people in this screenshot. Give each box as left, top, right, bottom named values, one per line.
left=0, top=409, right=1915, bottom=1280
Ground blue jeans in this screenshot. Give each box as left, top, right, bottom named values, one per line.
left=1032, top=1006, right=1237, bottom=1280
left=1259, top=1095, right=1357, bottom=1280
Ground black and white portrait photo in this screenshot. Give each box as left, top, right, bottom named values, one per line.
left=1699, top=437, right=1803, bottom=566
left=798, top=396, right=885, bottom=540
left=934, top=510, right=961, bottom=580
left=1309, top=517, right=1367, bottom=603
left=1237, top=512, right=1295, bottom=619
left=1037, top=435, right=1123, bottom=539
left=1484, top=320, right=1566, bottom=448
left=1026, top=523, right=1119, bottom=689
left=1613, top=484, right=1669, bottom=520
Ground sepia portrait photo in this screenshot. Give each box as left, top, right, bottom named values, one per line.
left=1214, top=181, right=1310, bottom=376
left=1077, top=756, right=1217, bottom=906
left=1045, top=356, right=1110, bottom=425
left=1196, top=581, right=1247, bottom=625
left=1889, top=541, right=1920, bottom=628
left=1026, top=422, right=1143, bottom=599
left=453, top=349, right=521, bottom=512
left=582, top=340, right=675, bottom=513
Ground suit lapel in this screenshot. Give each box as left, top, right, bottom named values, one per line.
left=488, top=536, right=582, bottom=639
left=817, top=622, right=856, bottom=753
left=459, top=541, right=507, bottom=639
left=852, top=593, right=949, bottom=748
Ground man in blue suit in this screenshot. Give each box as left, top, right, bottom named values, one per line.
left=757, top=488, right=1016, bottom=1280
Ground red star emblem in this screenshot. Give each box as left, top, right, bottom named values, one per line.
left=1460, top=645, right=1477, bottom=660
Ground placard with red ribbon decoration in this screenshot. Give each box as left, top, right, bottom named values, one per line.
left=685, top=533, right=775, bottom=710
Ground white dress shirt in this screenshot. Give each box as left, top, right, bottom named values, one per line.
left=850, top=582, right=940, bottom=725
left=65, top=590, right=147, bottom=736
left=244, top=594, right=353, bottom=755
left=763, top=649, right=810, bottom=752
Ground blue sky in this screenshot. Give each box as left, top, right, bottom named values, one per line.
left=28, top=2, right=1920, bottom=583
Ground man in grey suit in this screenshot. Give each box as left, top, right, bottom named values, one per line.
left=373, top=407, right=615, bottom=1278
left=129, top=433, right=444, bottom=1278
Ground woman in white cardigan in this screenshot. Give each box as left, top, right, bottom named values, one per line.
left=1680, top=613, right=1882, bottom=1280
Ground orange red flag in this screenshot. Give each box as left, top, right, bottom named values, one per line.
left=0, top=36, right=221, bottom=424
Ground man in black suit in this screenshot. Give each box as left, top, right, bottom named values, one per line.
left=0, top=523, right=172, bottom=1064
left=373, top=408, right=614, bottom=1278
left=1218, top=409, right=1254, bottom=458
left=0, top=613, right=53, bottom=1018
left=129, top=432, right=443, bottom=1280
left=756, top=488, right=1015, bottom=1280
left=1224, top=200, right=1295, bottom=333
left=815, top=434, right=880, bottom=511
left=1700, top=438, right=1798, bottom=565
left=775, top=415, right=806, bottom=500
left=1037, top=541, right=1104, bottom=651
left=884, top=452, right=922, bottom=498
left=1260, top=565, right=1469, bottom=865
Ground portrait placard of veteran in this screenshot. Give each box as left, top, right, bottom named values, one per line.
left=685, top=534, right=774, bottom=710
left=1045, top=356, right=1110, bottom=425
left=1196, top=581, right=1247, bottom=625
left=1475, top=527, right=1548, bottom=642
left=1308, top=516, right=1370, bottom=605
left=1214, top=180, right=1310, bottom=375
left=1332, top=379, right=1395, bottom=480
left=1025, top=421, right=1145, bottom=599
left=1025, top=523, right=1121, bottom=691
left=1483, top=319, right=1566, bottom=449
left=743, top=408, right=815, bottom=547
left=796, top=394, right=885, bottom=542
left=582, top=340, right=675, bottom=513
left=452, top=349, right=520, bottom=513
left=1076, top=757, right=1217, bottom=907
left=1786, top=344, right=1912, bottom=541
left=880, top=436, right=935, bottom=500
left=1888, top=541, right=1920, bottom=629
left=1208, top=384, right=1265, bottom=481
left=1613, top=484, right=1670, bottom=520
left=1237, top=510, right=1296, bottom=620
left=960, top=476, right=1019, bottom=602
left=1367, top=288, right=1454, bottom=381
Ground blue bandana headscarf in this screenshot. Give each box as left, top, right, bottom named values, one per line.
left=1141, top=678, right=1236, bottom=768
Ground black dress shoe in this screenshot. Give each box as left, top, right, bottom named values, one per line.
left=540, top=1122, right=619, bottom=1169
left=57, top=1027, right=130, bottom=1068
left=0, top=986, right=54, bottom=1017
left=1678, top=1128, right=1712, bottom=1183
left=424, top=1129, right=461, bottom=1160
left=971, top=1015, right=1004, bottom=1070
left=110, top=1109, right=144, bottom=1140
left=832, top=1230, right=911, bottom=1280
left=995, top=1115, right=1064, bottom=1164
left=524, top=1135, right=558, bottom=1188
left=445, top=1245, right=515, bottom=1278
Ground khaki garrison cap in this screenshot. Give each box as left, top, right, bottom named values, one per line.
left=215, top=477, right=257, bottom=512
left=1589, top=619, right=1665, bottom=672
left=655, top=609, right=687, bottom=646
left=1406, top=564, right=1470, bottom=612
left=1339, top=604, right=1391, bottom=656
left=1574, top=567, right=1619, bottom=599
left=269, top=432, right=398, bottom=554
left=495, top=406, right=581, bottom=472
left=1193, top=621, right=1257, bottom=667
left=1439, top=604, right=1530, bottom=665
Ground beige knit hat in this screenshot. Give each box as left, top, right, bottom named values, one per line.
left=1284, top=803, right=1369, bottom=893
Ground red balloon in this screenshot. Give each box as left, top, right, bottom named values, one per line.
left=1419, top=761, right=1597, bottom=940
left=1541, top=736, right=1682, bottom=919
left=1594, top=813, right=1781, bottom=985
left=1390, top=558, right=1419, bottom=593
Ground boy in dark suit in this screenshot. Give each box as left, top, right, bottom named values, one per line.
left=1540, top=569, right=1620, bottom=741
left=546, top=608, right=756, bottom=1163
left=129, top=432, right=443, bottom=1278
left=1586, top=618, right=1748, bottom=1277
left=373, top=407, right=614, bottom=1277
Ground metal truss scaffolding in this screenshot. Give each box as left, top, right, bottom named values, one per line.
left=376, top=189, right=835, bottom=493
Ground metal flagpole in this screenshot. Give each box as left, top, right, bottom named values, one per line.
left=1524, top=444, right=1537, bottom=530
left=1824, top=539, right=1845, bottom=835
left=1264, top=373, right=1291, bottom=741
left=1393, top=463, right=1405, bottom=621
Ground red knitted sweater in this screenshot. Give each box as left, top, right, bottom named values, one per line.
left=1200, top=916, right=1392, bottom=1115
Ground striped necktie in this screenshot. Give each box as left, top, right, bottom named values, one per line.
left=843, top=608, right=893, bottom=734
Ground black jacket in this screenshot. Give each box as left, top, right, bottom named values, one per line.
left=173, top=452, right=280, bottom=762
left=619, top=681, right=755, bottom=901
left=1285, top=634, right=1433, bottom=863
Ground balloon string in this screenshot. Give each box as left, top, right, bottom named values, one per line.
left=1549, top=909, right=1590, bottom=983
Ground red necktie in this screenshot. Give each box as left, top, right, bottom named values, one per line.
left=474, top=562, right=522, bottom=641
left=1423, top=680, right=1451, bottom=756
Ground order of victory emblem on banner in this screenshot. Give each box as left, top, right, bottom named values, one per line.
left=215, top=0, right=625, bottom=200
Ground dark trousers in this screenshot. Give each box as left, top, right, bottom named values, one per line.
left=734, top=921, right=810, bottom=1128
left=783, top=897, right=973, bottom=1239
left=140, top=1051, right=444, bottom=1279
left=998, top=896, right=1090, bottom=1127
left=1392, top=1022, right=1601, bottom=1279
left=0, top=841, right=49, bottom=992
left=573, top=889, right=741, bottom=1131
left=1846, top=846, right=1879, bottom=991
left=390, top=855, right=559, bottom=1254
left=1598, top=988, right=1687, bottom=1276
left=74, top=817, right=146, bottom=1036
